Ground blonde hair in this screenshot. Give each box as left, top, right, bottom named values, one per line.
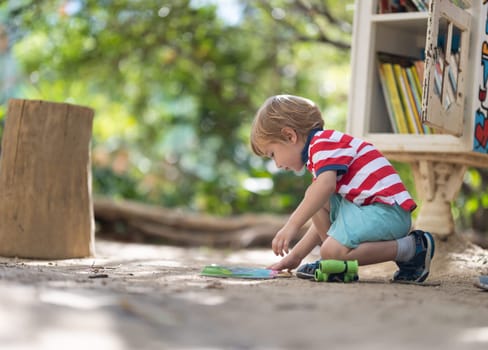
left=250, top=95, right=324, bottom=156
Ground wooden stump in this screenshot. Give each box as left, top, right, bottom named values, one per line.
left=0, top=99, right=95, bottom=259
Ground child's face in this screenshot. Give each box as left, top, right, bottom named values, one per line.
left=263, top=140, right=305, bottom=172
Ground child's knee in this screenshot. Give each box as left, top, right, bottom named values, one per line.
left=320, top=239, right=350, bottom=260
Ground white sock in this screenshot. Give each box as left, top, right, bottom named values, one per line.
left=395, top=235, right=415, bottom=262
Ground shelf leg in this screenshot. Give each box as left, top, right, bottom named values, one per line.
left=410, top=160, right=466, bottom=237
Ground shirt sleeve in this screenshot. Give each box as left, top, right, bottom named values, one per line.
left=310, top=140, right=354, bottom=177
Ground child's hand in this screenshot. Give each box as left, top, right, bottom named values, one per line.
left=271, top=225, right=298, bottom=256
left=267, top=253, right=302, bottom=271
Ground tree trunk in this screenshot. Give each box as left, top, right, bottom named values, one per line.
left=0, top=99, right=95, bottom=259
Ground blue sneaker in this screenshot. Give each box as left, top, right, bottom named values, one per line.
left=393, top=230, right=435, bottom=283
left=296, top=260, right=320, bottom=279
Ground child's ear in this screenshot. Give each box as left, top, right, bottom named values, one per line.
left=281, top=127, right=298, bottom=143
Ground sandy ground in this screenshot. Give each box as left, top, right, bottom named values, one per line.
left=1, top=234, right=488, bottom=350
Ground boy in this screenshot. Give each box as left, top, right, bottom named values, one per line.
left=250, top=95, right=435, bottom=282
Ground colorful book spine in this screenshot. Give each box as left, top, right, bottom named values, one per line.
left=409, top=64, right=431, bottom=133
left=447, top=52, right=459, bottom=97
left=393, top=63, right=419, bottom=133
left=382, top=63, right=409, bottom=134
left=413, top=59, right=432, bottom=133
left=414, top=60, right=425, bottom=83
left=435, top=49, right=452, bottom=109
left=377, top=62, right=400, bottom=133
left=410, top=0, right=428, bottom=11
left=402, top=67, right=424, bottom=134
left=378, top=0, right=427, bottom=13
left=377, top=53, right=436, bottom=134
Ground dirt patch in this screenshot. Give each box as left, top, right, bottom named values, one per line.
left=0, top=234, right=487, bottom=349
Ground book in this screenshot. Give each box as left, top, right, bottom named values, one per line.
left=447, top=52, right=459, bottom=96
left=381, top=62, right=410, bottom=133
left=393, top=63, right=419, bottom=133
left=408, top=65, right=432, bottom=133
left=378, top=0, right=392, bottom=13
left=402, top=0, right=419, bottom=12
left=406, top=66, right=422, bottom=114
left=410, top=0, right=428, bottom=11
left=378, top=0, right=426, bottom=13
left=414, top=60, right=425, bottom=83
left=377, top=52, right=432, bottom=134
left=444, top=65, right=457, bottom=108
left=435, top=48, right=453, bottom=109
left=433, top=59, right=445, bottom=102
left=377, top=62, right=400, bottom=133
left=404, top=66, right=424, bottom=133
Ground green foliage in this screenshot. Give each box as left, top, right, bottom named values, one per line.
left=453, top=168, right=488, bottom=231
left=2, top=0, right=354, bottom=216
left=2, top=0, right=485, bottom=231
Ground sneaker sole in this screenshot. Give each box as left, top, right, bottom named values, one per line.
left=416, top=231, right=435, bottom=283
left=296, top=271, right=316, bottom=280
left=296, top=260, right=320, bottom=280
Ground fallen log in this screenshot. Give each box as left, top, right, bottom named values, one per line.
left=94, top=197, right=308, bottom=248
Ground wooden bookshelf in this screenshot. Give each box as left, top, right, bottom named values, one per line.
left=347, top=0, right=488, bottom=236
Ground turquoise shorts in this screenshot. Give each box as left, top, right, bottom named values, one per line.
left=328, top=194, right=412, bottom=248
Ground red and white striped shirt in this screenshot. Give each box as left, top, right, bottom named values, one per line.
left=304, top=129, right=416, bottom=212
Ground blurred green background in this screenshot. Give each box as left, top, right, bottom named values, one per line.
left=0, top=0, right=486, bottom=235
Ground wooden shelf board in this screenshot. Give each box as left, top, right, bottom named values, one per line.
left=361, top=133, right=488, bottom=167
left=371, top=12, right=429, bottom=23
